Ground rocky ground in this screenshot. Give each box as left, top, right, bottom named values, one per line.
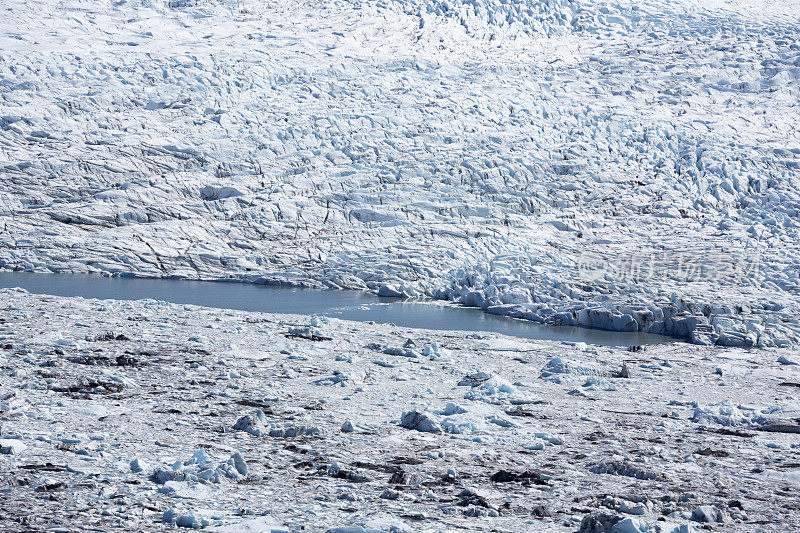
left=1, top=288, right=799, bottom=531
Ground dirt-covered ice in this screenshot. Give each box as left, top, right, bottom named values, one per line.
left=0, top=288, right=799, bottom=531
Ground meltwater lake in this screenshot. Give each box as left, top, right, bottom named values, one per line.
left=0, top=271, right=675, bottom=346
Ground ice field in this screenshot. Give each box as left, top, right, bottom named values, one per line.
left=2, top=289, right=800, bottom=531
left=1, top=0, right=799, bottom=346
left=1, top=0, right=800, bottom=530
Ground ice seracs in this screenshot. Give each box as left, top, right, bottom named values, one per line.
left=0, top=0, right=798, bottom=350
left=152, top=449, right=248, bottom=486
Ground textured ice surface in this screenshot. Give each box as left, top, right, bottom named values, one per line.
left=0, top=0, right=798, bottom=346
left=0, top=289, right=796, bottom=530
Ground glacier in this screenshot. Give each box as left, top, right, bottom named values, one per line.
left=0, top=0, right=798, bottom=346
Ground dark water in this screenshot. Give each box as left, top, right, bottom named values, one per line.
left=0, top=271, right=675, bottom=346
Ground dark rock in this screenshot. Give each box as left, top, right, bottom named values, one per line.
left=505, top=406, right=539, bottom=417
left=490, top=470, right=548, bottom=485
left=696, top=448, right=729, bottom=457
left=52, top=377, right=125, bottom=395
left=284, top=328, right=332, bottom=341
left=399, top=409, right=441, bottom=434
left=91, top=332, right=131, bottom=341
left=115, top=354, right=140, bottom=366
left=456, top=488, right=489, bottom=508
left=457, top=372, right=491, bottom=387
left=531, top=504, right=551, bottom=517
left=380, top=489, right=400, bottom=500
left=326, top=463, right=369, bottom=483
left=303, top=400, right=326, bottom=410
left=35, top=481, right=66, bottom=493
left=68, top=355, right=111, bottom=366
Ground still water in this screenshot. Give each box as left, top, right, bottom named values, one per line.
left=0, top=271, right=675, bottom=346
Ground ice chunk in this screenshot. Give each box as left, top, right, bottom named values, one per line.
left=664, top=525, right=698, bottom=533
left=463, top=374, right=517, bottom=402
left=163, top=508, right=211, bottom=529
left=692, top=401, right=750, bottom=427
left=590, top=460, right=667, bottom=481
left=0, top=439, right=26, bottom=455
left=422, top=343, right=446, bottom=358
left=611, top=517, right=646, bottom=533
left=186, top=449, right=212, bottom=466
left=159, top=481, right=213, bottom=500
left=486, top=415, right=518, bottom=428
left=130, top=457, right=147, bottom=473
left=540, top=357, right=569, bottom=376
left=233, top=411, right=267, bottom=437
left=399, top=409, right=442, bottom=434
left=230, top=452, right=247, bottom=476
left=327, top=513, right=413, bottom=533
left=691, top=506, right=725, bottom=523
left=440, top=402, right=467, bottom=415
left=268, top=425, right=322, bottom=438
left=153, top=449, right=244, bottom=485
left=208, top=516, right=288, bottom=532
